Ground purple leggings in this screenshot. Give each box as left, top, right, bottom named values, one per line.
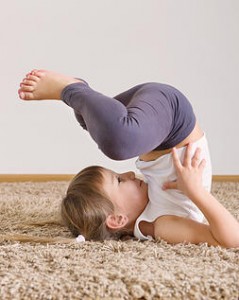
left=61, top=82, right=196, bottom=160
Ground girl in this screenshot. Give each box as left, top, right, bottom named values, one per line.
left=61, top=144, right=239, bottom=247
left=17, top=70, right=239, bottom=247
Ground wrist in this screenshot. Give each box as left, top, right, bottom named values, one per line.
left=187, top=186, right=208, bottom=201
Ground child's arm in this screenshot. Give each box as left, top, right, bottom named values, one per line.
left=154, top=144, right=239, bottom=248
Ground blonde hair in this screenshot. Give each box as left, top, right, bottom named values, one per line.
left=61, top=165, right=132, bottom=241
left=0, top=234, right=74, bottom=244
left=0, top=166, right=132, bottom=244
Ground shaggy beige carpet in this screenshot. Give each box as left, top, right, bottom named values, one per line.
left=0, top=181, right=238, bottom=300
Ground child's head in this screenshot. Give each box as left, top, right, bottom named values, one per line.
left=61, top=165, right=148, bottom=241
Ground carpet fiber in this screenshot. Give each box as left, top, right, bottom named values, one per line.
left=0, top=181, right=238, bottom=299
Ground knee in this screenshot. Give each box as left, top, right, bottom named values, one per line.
left=100, top=139, right=135, bottom=160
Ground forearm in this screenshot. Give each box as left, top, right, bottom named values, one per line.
left=189, top=189, right=239, bottom=247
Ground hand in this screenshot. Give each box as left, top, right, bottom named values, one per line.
left=162, top=144, right=206, bottom=198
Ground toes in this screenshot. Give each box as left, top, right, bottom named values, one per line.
left=30, top=69, right=38, bottom=75
left=25, top=69, right=46, bottom=80
left=34, top=70, right=46, bottom=78
left=26, top=74, right=40, bottom=82
left=20, top=84, right=35, bottom=92
left=18, top=90, right=25, bottom=100
left=30, top=69, right=46, bottom=78
left=25, top=69, right=38, bottom=77
left=22, top=79, right=37, bottom=86
left=24, top=92, right=34, bottom=100
left=18, top=90, right=34, bottom=100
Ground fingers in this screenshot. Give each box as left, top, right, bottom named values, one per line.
left=162, top=181, right=177, bottom=190
left=171, top=147, right=182, bottom=171
left=199, top=158, right=206, bottom=171
left=191, top=147, right=201, bottom=167
left=172, top=144, right=206, bottom=171
left=183, top=143, right=193, bottom=167
left=191, top=147, right=206, bottom=171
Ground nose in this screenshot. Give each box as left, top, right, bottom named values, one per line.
left=121, top=171, right=135, bottom=181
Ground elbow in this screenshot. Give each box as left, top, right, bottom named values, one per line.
left=227, top=240, right=239, bottom=248
left=221, top=236, right=239, bottom=248
left=227, top=231, right=239, bottom=248
left=222, top=242, right=239, bottom=249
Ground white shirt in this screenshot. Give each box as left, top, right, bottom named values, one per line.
left=133, top=134, right=212, bottom=240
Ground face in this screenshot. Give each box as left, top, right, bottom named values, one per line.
left=102, top=169, right=149, bottom=224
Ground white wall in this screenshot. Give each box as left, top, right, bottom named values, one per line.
left=0, top=0, right=238, bottom=175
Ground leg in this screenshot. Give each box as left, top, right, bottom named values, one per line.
left=61, top=82, right=174, bottom=160
left=18, top=71, right=191, bottom=161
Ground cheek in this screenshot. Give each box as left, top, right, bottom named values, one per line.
left=129, top=186, right=146, bottom=202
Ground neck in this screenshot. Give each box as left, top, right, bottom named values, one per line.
left=127, top=219, right=137, bottom=232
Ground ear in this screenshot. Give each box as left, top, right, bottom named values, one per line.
left=106, top=214, right=129, bottom=230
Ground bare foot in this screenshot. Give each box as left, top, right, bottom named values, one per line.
left=18, top=69, right=82, bottom=100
